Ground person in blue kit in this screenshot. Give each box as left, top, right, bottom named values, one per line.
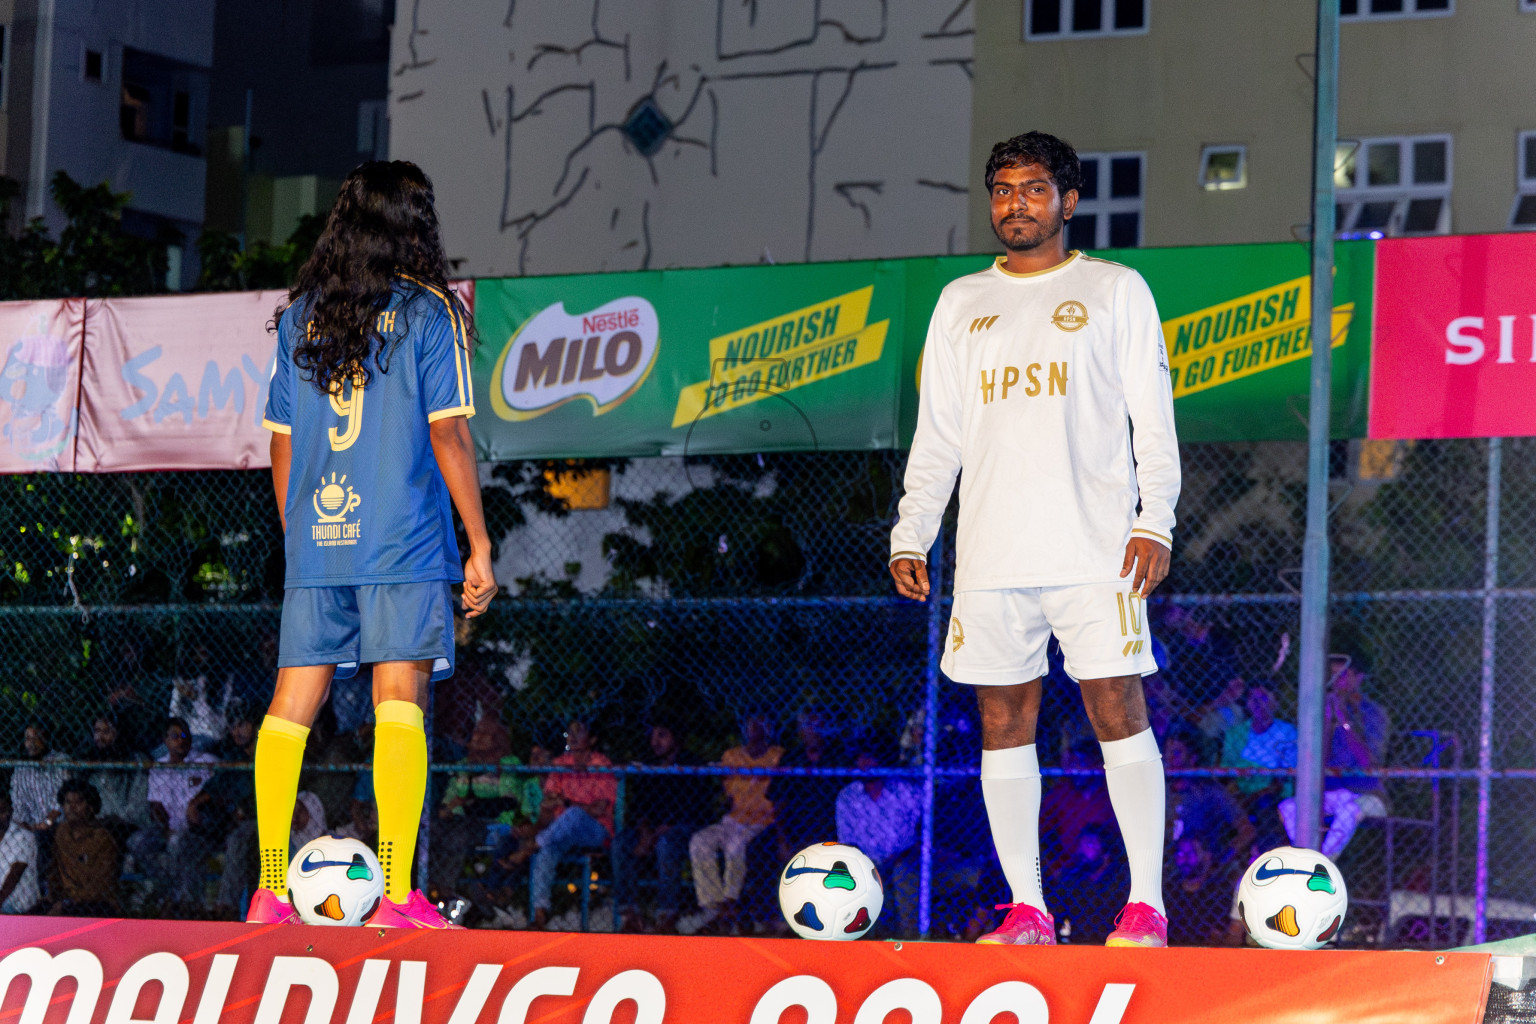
left=247, top=161, right=498, bottom=928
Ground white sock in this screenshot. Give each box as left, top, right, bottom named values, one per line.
left=980, top=744, right=1046, bottom=913
left=1100, top=729, right=1166, bottom=916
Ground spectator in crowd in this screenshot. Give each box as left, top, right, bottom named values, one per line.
left=433, top=621, right=505, bottom=762
left=103, top=641, right=161, bottom=755
left=1197, top=676, right=1248, bottom=756
left=1279, top=653, right=1390, bottom=860
left=1039, top=740, right=1117, bottom=883
left=690, top=714, right=784, bottom=934
left=205, top=706, right=262, bottom=918
left=1159, top=605, right=1242, bottom=707
left=518, top=719, right=617, bottom=930
left=72, top=714, right=152, bottom=850
left=430, top=715, right=536, bottom=898
left=1165, top=726, right=1253, bottom=868
left=834, top=737, right=923, bottom=938
left=291, top=791, right=328, bottom=851
left=1163, top=834, right=1242, bottom=947
left=613, top=721, right=704, bottom=934
left=753, top=708, right=842, bottom=925
left=1221, top=680, right=1297, bottom=848
left=46, top=780, right=119, bottom=916
left=0, top=792, right=39, bottom=915
left=10, top=721, right=67, bottom=832
left=128, top=717, right=218, bottom=908
left=468, top=739, right=551, bottom=916
left=1050, top=823, right=1128, bottom=945
left=169, top=644, right=236, bottom=752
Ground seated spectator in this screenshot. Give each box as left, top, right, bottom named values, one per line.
left=753, top=708, right=842, bottom=926
left=834, top=738, right=923, bottom=938
left=127, top=717, right=218, bottom=909
left=72, top=714, right=153, bottom=849
left=516, top=719, right=616, bottom=930
left=204, top=707, right=261, bottom=918
left=47, top=780, right=119, bottom=916
left=1039, top=740, right=1117, bottom=884
left=1165, top=726, right=1253, bottom=869
left=1279, top=653, right=1389, bottom=860
left=102, top=641, right=162, bottom=755
left=0, top=792, right=40, bottom=915
left=1051, top=823, right=1129, bottom=944
left=1163, top=834, right=1242, bottom=947
left=433, top=628, right=504, bottom=762
left=467, top=740, right=551, bottom=915
left=168, top=644, right=235, bottom=752
left=614, top=721, right=705, bottom=934
left=1221, top=681, right=1297, bottom=849
left=1198, top=675, right=1248, bottom=756
left=10, top=721, right=67, bottom=832
left=430, top=715, right=536, bottom=898
left=689, top=714, right=783, bottom=934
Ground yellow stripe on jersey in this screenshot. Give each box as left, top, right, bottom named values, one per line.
left=262, top=417, right=292, bottom=435
left=1131, top=527, right=1172, bottom=547
left=399, top=272, right=473, bottom=413
left=427, top=404, right=475, bottom=423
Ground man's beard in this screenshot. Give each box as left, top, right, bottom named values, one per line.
left=991, top=210, right=1064, bottom=253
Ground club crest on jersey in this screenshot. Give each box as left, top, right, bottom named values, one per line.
left=312, top=472, right=362, bottom=547
left=950, top=618, right=965, bottom=653
left=1051, top=301, right=1089, bottom=332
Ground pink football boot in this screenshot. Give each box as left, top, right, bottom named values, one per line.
left=976, top=903, right=1057, bottom=945
left=365, top=889, right=464, bottom=929
left=245, top=889, right=299, bottom=925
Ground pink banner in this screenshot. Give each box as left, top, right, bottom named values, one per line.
left=1371, top=233, right=1536, bottom=439
left=0, top=299, right=84, bottom=473
left=74, top=290, right=287, bottom=472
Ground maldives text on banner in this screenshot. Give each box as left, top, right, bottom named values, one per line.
left=0, top=917, right=1493, bottom=1024
left=1370, top=233, right=1536, bottom=439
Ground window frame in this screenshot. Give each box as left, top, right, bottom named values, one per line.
left=1023, top=0, right=1151, bottom=41
left=1199, top=144, right=1248, bottom=191
left=1068, top=150, right=1145, bottom=250
left=1334, top=134, right=1452, bottom=238
left=1511, top=130, right=1536, bottom=230
left=1339, top=0, right=1454, bottom=21
left=82, top=45, right=104, bottom=83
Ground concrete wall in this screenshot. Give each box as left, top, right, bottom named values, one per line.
left=387, top=0, right=976, bottom=277
left=970, top=2, right=1536, bottom=247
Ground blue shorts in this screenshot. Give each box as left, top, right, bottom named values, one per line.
left=279, top=581, right=455, bottom=682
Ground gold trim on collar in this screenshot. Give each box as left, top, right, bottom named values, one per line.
left=993, top=251, right=1081, bottom=279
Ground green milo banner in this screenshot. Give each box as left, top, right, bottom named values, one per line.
left=470, top=242, right=1373, bottom=458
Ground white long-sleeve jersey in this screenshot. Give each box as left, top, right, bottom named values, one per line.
left=890, top=252, right=1180, bottom=591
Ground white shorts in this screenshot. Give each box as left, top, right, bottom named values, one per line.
left=940, top=581, right=1159, bottom=685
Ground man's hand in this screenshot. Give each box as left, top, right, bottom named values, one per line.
left=462, top=548, right=498, bottom=618
left=890, top=557, right=931, bottom=601
left=1120, top=537, right=1170, bottom=598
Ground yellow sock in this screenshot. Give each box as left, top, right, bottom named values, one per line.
left=374, top=699, right=427, bottom=903
left=255, top=715, right=310, bottom=895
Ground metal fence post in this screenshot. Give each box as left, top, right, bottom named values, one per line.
left=918, top=530, right=946, bottom=939
left=1475, top=437, right=1502, bottom=943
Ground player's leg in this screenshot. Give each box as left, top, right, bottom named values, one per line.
left=1047, top=581, right=1166, bottom=947
left=945, top=589, right=1056, bottom=946
left=358, top=582, right=460, bottom=928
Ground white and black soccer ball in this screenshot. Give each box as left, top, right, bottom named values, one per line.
left=778, top=842, right=883, bottom=940
left=1236, top=845, right=1349, bottom=950
left=287, top=834, right=385, bottom=926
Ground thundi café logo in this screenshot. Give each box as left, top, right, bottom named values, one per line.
left=489, top=297, right=659, bottom=420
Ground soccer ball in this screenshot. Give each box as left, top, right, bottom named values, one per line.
left=778, top=842, right=883, bottom=940
left=287, top=834, right=385, bottom=926
left=1236, top=845, right=1349, bottom=950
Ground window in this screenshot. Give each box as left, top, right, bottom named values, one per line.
left=83, top=48, right=103, bottom=82
left=1199, top=145, right=1247, bottom=191
left=1068, top=152, right=1143, bottom=250
left=1340, top=0, right=1452, bottom=18
left=1334, top=135, right=1451, bottom=238
left=1512, top=131, right=1536, bottom=229
left=119, top=48, right=207, bottom=155
left=1024, top=0, right=1148, bottom=39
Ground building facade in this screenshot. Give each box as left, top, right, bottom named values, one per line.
left=970, top=0, right=1536, bottom=250
left=1, top=0, right=214, bottom=288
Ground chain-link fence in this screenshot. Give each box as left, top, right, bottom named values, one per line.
left=0, top=440, right=1530, bottom=946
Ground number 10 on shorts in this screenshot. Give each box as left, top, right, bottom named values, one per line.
left=1116, top=591, right=1145, bottom=657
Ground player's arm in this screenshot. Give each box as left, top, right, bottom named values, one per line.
left=1116, top=272, right=1181, bottom=597
left=429, top=414, right=497, bottom=618
left=889, top=303, right=964, bottom=601
left=270, top=432, right=292, bottom=532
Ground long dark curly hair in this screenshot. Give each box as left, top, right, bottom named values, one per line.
left=282, top=160, right=474, bottom=395
left=984, top=131, right=1083, bottom=195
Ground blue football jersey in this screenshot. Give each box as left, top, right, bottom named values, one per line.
left=263, top=276, right=474, bottom=588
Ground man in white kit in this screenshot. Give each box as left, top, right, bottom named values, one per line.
left=889, top=132, right=1180, bottom=947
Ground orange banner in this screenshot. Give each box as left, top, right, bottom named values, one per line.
left=0, top=917, right=1492, bottom=1024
